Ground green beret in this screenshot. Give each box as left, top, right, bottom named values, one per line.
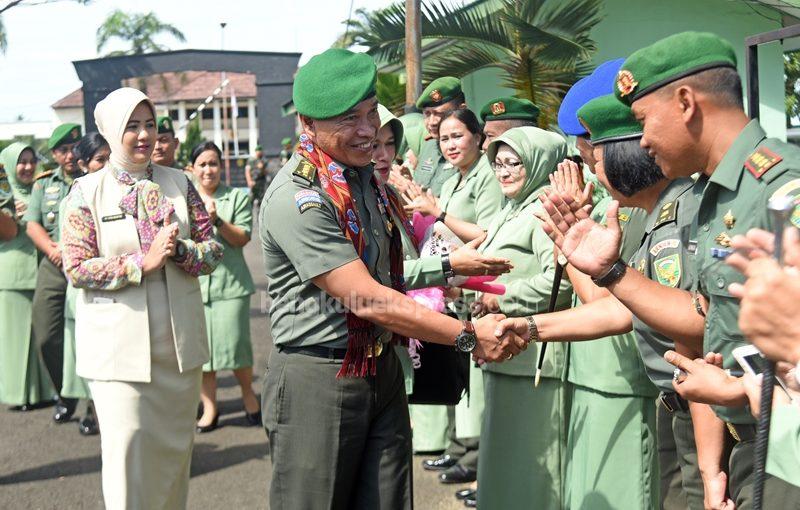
left=48, top=123, right=82, bottom=150
left=255, top=145, right=263, bottom=151
left=293, top=48, right=377, bottom=120
left=280, top=137, right=292, bottom=146
left=577, top=95, right=642, bottom=144
left=157, top=116, right=174, bottom=134
left=479, top=96, right=540, bottom=123
left=615, top=31, right=737, bottom=104
left=416, top=77, right=462, bottom=109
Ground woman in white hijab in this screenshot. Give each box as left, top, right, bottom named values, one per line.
left=60, top=88, right=223, bottom=510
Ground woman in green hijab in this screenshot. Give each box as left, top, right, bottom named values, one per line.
left=0, top=143, right=56, bottom=409
left=474, top=127, right=573, bottom=509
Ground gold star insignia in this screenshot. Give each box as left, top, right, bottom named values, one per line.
left=723, top=210, right=736, bottom=229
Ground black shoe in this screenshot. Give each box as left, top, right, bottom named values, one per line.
left=464, top=495, right=477, bottom=508
left=439, top=464, right=477, bottom=484
left=423, top=454, right=458, bottom=471
left=53, top=398, right=77, bottom=423
left=245, top=409, right=262, bottom=427
left=10, top=404, right=31, bottom=412
left=196, top=413, right=219, bottom=433
left=78, top=415, right=99, bottom=436
left=196, top=403, right=204, bottom=420
left=455, top=488, right=476, bottom=501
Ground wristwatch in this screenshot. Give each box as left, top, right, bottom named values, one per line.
left=591, top=259, right=627, bottom=287
left=441, top=253, right=455, bottom=279
left=436, top=211, right=447, bottom=223
left=526, top=316, right=539, bottom=343
left=214, top=216, right=223, bottom=227
left=455, top=320, right=477, bottom=353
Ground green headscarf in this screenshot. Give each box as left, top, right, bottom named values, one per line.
left=486, top=126, right=567, bottom=209
left=398, top=112, right=425, bottom=158
left=378, top=104, right=404, bottom=149
left=0, top=142, right=36, bottom=204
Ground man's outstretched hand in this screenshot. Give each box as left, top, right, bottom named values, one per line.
left=473, top=314, right=528, bottom=364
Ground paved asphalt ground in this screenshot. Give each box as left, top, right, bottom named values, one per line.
left=0, top=207, right=468, bottom=509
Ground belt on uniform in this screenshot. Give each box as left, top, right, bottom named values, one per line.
left=278, top=341, right=385, bottom=360
left=726, top=422, right=757, bottom=442
left=660, top=391, right=689, bottom=413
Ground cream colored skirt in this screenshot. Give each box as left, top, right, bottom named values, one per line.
left=88, top=270, right=202, bottom=510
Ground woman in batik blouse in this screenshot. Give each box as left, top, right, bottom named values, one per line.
left=60, top=87, right=222, bottom=510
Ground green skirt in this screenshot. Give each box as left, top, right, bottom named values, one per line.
left=409, top=404, right=450, bottom=453
left=0, top=290, right=56, bottom=406
left=61, top=317, right=91, bottom=400
left=478, top=373, right=567, bottom=510
left=564, top=384, right=658, bottom=510
left=203, top=296, right=253, bottom=371
left=455, top=362, right=484, bottom=438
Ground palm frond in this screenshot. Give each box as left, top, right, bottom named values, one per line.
left=421, top=41, right=514, bottom=83
left=350, top=2, right=407, bottom=62
left=420, top=0, right=513, bottom=52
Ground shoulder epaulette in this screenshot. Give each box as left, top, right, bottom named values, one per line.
left=654, top=200, right=678, bottom=229
left=745, top=146, right=782, bottom=180
left=291, top=158, right=317, bottom=185
left=34, top=170, right=54, bottom=181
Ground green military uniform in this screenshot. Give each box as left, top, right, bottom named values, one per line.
left=0, top=144, right=56, bottom=407
left=477, top=127, right=573, bottom=509
left=248, top=152, right=270, bottom=204
left=439, top=154, right=505, bottom=471
left=564, top=197, right=660, bottom=510
left=616, top=30, right=800, bottom=508
left=767, top=405, right=800, bottom=488
left=260, top=48, right=411, bottom=509
left=199, top=185, right=256, bottom=371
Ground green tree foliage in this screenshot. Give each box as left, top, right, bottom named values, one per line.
left=785, top=50, right=800, bottom=128
left=177, top=119, right=205, bottom=169
left=96, top=10, right=185, bottom=56
left=348, top=0, right=602, bottom=127
left=376, top=73, right=407, bottom=115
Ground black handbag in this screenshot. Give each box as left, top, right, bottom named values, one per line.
left=407, top=341, right=469, bottom=405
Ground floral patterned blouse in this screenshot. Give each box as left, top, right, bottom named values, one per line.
left=61, top=166, right=223, bottom=290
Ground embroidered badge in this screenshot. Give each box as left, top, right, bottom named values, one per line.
left=649, top=238, right=680, bottom=257
left=723, top=210, right=736, bottom=229
left=491, top=101, right=506, bottom=116
left=616, top=70, right=638, bottom=97
left=101, top=213, right=126, bottom=222
left=431, top=89, right=442, bottom=102
left=293, top=160, right=317, bottom=183
left=654, top=253, right=681, bottom=288
left=295, top=190, right=323, bottom=214
left=656, top=201, right=677, bottom=227
left=715, top=232, right=732, bottom=247
left=770, top=179, right=800, bottom=228
left=745, top=147, right=782, bottom=179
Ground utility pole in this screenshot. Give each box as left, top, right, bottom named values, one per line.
left=220, top=21, right=231, bottom=185
left=405, top=0, right=422, bottom=113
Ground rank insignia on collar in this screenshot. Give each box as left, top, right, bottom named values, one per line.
left=491, top=101, right=506, bottom=115
left=715, top=232, right=732, bottom=248
left=723, top=210, right=736, bottom=229
left=292, top=159, right=317, bottom=183
left=431, top=89, right=442, bottom=102
left=616, top=70, right=638, bottom=97
left=618, top=212, right=630, bottom=223
left=745, top=147, right=782, bottom=179
left=656, top=201, right=677, bottom=227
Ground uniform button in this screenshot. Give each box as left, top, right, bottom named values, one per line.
left=405, top=255, right=411, bottom=260
left=716, top=277, right=725, bottom=289
left=702, top=224, right=710, bottom=232
left=373, top=229, right=380, bottom=236
left=706, top=321, right=710, bottom=329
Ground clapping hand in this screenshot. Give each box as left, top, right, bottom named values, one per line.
left=203, top=198, right=218, bottom=225
left=142, top=215, right=179, bottom=276
left=448, top=235, right=513, bottom=276
left=403, top=181, right=441, bottom=218
left=549, top=159, right=594, bottom=211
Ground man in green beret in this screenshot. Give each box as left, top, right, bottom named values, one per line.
left=479, top=96, right=540, bottom=150
left=540, top=31, right=800, bottom=508
left=279, top=137, right=293, bottom=165
left=259, top=47, right=526, bottom=509
left=151, top=115, right=180, bottom=168
left=245, top=145, right=269, bottom=204
left=413, top=76, right=465, bottom=196
left=25, top=122, right=83, bottom=424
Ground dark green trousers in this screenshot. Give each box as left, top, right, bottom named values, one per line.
left=443, top=406, right=479, bottom=470
left=657, top=399, right=704, bottom=509
left=31, top=257, right=67, bottom=394
left=263, top=347, right=412, bottom=510
left=728, top=433, right=800, bottom=510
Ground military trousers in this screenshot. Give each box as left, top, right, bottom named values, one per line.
left=725, top=432, right=800, bottom=510
left=31, top=257, right=67, bottom=393
left=657, top=398, right=704, bottom=509
left=263, top=347, right=412, bottom=510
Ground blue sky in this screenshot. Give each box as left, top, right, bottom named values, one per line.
left=0, top=0, right=404, bottom=122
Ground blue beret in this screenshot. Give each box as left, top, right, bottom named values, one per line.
left=558, top=58, right=625, bottom=137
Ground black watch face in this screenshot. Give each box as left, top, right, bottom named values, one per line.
left=456, top=332, right=477, bottom=353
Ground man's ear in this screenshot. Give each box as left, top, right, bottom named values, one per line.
left=299, top=114, right=314, bottom=136
left=676, top=85, right=697, bottom=124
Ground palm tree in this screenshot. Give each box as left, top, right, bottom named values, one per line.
left=96, top=10, right=185, bottom=56
left=349, top=0, right=603, bottom=127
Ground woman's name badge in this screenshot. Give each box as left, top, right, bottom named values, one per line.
left=101, top=213, right=126, bottom=222
left=92, top=297, right=115, bottom=304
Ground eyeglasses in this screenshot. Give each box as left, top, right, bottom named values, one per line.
left=491, top=160, right=525, bottom=174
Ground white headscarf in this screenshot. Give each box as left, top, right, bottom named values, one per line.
left=94, top=87, right=156, bottom=176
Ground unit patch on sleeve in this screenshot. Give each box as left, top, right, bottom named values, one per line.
left=295, top=190, right=323, bottom=213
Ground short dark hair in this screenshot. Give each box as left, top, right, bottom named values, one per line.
left=660, top=67, right=743, bottom=109
left=602, top=138, right=665, bottom=197
left=72, top=132, right=108, bottom=163
left=439, top=108, right=485, bottom=146
left=190, top=141, right=222, bottom=165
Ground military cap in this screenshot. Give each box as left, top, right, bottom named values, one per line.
left=281, top=137, right=292, bottom=146
left=615, top=31, right=737, bottom=104
left=48, top=123, right=82, bottom=150
left=416, top=77, right=462, bottom=109
left=480, top=96, right=540, bottom=123
left=577, top=94, right=642, bottom=144
left=293, top=48, right=377, bottom=120
left=558, top=59, right=624, bottom=137
left=255, top=145, right=263, bottom=151
left=157, top=116, right=174, bottom=134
